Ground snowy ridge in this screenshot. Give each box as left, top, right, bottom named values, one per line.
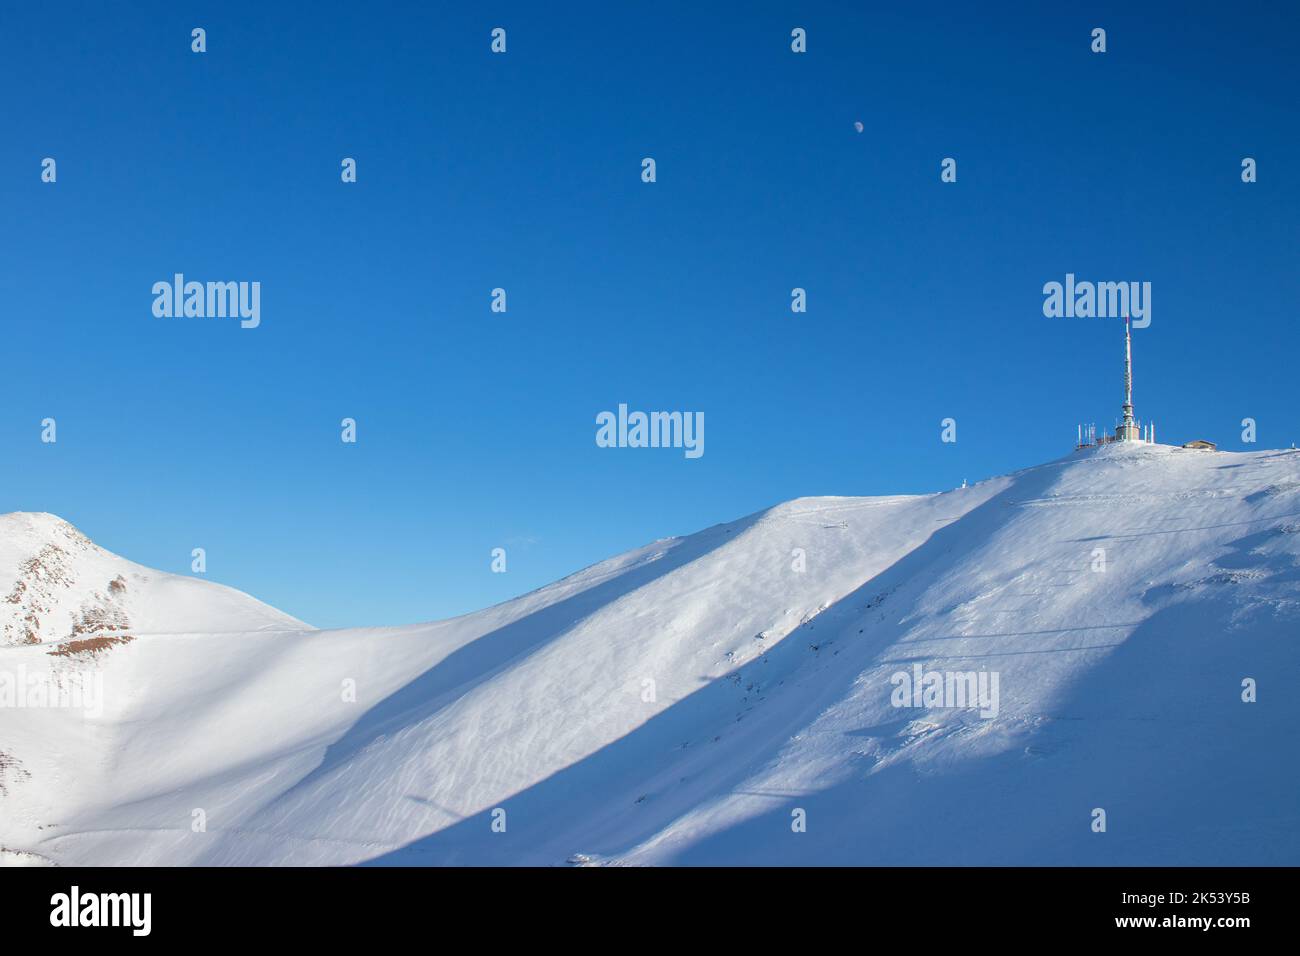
left=1, top=443, right=1297, bottom=866
left=0, top=513, right=309, bottom=648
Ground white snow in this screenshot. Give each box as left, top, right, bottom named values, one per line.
left=2, top=442, right=1297, bottom=866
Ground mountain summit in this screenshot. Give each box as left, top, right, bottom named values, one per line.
left=0, top=512, right=308, bottom=649
left=2, top=443, right=1297, bottom=866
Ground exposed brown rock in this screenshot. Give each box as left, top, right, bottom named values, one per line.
left=46, top=634, right=135, bottom=658
left=0, top=751, right=32, bottom=797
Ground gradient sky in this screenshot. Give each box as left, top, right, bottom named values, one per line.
left=2, top=1, right=1296, bottom=627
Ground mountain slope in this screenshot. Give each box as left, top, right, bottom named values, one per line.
left=2, top=443, right=1297, bottom=866
left=0, top=512, right=308, bottom=648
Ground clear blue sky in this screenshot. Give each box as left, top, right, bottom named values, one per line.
left=2, top=2, right=1296, bottom=627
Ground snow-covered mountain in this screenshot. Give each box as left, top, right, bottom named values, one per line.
left=2, top=442, right=1297, bottom=867
left=0, top=512, right=308, bottom=648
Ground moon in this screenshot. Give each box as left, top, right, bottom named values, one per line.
left=854, top=121, right=864, bottom=133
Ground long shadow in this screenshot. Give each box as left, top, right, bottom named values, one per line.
left=275, top=511, right=768, bottom=802
left=660, top=593, right=1300, bottom=865
left=362, top=455, right=1081, bottom=865
left=1211, top=526, right=1300, bottom=582
left=656, top=493, right=1300, bottom=864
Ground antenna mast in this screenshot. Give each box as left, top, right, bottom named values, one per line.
left=1118, top=315, right=1138, bottom=441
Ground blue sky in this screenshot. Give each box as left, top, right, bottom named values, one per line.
left=2, top=2, right=1296, bottom=627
